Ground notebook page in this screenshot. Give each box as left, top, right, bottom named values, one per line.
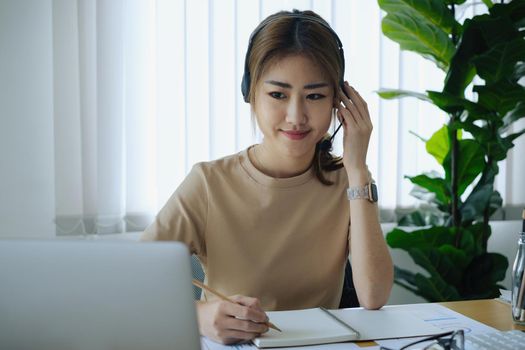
left=331, top=307, right=442, bottom=340
left=254, top=308, right=357, bottom=348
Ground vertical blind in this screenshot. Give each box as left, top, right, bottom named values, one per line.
left=52, top=0, right=525, bottom=234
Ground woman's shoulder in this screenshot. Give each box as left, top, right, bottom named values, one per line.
left=190, top=149, right=247, bottom=178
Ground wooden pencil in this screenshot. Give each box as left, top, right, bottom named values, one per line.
left=192, top=279, right=282, bottom=332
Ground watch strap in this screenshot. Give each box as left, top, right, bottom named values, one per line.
left=347, top=183, right=377, bottom=202
left=347, top=185, right=369, bottom=200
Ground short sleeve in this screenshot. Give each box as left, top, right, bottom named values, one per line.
left=140, top=164, right=208, bottom=257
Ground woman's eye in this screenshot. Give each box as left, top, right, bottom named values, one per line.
left=269, top=92, right=286, bottom=99
left=307, top=93, right=325, bottom=100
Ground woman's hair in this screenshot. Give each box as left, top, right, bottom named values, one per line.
left=247, top=9, right=344, bottom=185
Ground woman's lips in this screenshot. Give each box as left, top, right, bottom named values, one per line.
left=281, top=130, right=311, bottom=140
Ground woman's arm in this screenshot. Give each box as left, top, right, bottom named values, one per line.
left=335, top=81, right=394, bottom=309
left=347, top=169, right=393, bottom=309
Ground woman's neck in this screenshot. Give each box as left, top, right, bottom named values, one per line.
left=250, top=142, right=314, bottom=178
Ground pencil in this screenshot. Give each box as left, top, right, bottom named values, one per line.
left=192, top=279, right=282, bottom=332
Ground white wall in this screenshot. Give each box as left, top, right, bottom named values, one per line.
left=0, top=0, right=55, bottom=238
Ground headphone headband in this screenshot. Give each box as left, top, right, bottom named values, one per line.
left=241, top=11, right=345, bottom=103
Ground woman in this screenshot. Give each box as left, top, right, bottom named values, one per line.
left=141, top=9, right=393, bottom=345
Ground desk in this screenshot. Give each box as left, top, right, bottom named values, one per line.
left=440, top=299, right=525, bottom=331
left=356, top=299, right=524, bottom=348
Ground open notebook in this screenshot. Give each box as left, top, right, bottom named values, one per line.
left=253, top=306, right=444, bottom=348
left=253, top=308, right=358, bottom=348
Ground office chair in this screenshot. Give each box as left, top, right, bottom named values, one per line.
left=339, top=260, right=359, bottom=308
left=190, top=256, right=359, bottom=308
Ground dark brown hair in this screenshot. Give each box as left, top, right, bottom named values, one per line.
left=247, top=10, right=344, bottom=185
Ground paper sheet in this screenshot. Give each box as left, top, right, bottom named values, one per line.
left=375, top=303, right=497, bottom=349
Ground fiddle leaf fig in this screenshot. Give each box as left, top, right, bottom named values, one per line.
left=378, top=0, right=523, bottom=302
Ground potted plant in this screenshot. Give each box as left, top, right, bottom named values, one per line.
left=377, top=0, right=525, bottom=301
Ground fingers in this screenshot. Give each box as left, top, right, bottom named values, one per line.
left=337, top=82, right=372, bottom=129
left=227, top=295, right=268, bottom=323
left=197, top=296, right=269, bottom=345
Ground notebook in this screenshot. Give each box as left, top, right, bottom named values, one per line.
left=0, top=239, right=201, bottom=350
left=253, top=305, right=444, bottom=348
left=253, top=307, right=359, bottom=348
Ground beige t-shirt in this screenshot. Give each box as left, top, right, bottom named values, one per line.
left=141, top=147, right=351, bottom=310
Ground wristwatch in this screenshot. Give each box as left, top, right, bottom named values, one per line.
left=347, top=182, right=378, bottom=203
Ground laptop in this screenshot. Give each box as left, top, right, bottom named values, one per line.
left=0, top=239, right=201, bottom=350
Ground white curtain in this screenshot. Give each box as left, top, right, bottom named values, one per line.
left=52, top=0, right=525, bottom=235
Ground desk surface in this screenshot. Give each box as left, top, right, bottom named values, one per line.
left=440, top=299, right=525, bottom=331
left=356, top=299, right=524, bottom=348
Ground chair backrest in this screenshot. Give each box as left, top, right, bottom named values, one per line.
left=339, top=260, right=360, bottom=308
left=191, top=254, right=205, bottom=299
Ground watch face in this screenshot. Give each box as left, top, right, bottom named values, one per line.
left=370, top=183, right=378, bottom=202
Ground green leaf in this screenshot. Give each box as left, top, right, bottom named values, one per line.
left=394, top=266, right=460, bottom=302
left=463, top=223, right=490, bottom=256
left=409, top=247, right=464, bottom=296
left=398, top=211, right=427, bottom=227
left=462, top=253, right=508, bottom=298
left=460, top=184, right=494, bottom=222
left=490, top=0, right=525, bottom=25
left=438, top=244, right=470, bottom=270
left=443, top=140, right=485, bottom=196
left=458, top=226, right=478, bottom=257
left=425, top=125, right=461, bottom=165
left=485, top=130, right=525, bottom=161
left=443, top=18, right=484, bottom=97
left=471, top=37, right=525, bottom=83
left=376, top=89, right=431, bottom=101
left=426, top=91, right=483, bottom=114
left=503, top=102, right=525, bottom=128
left=406, top=174, right=450, bottom=205
left=480, top=0, right=493, bottom=8
left=475, top=80, right=525, bottom=116
left=476, top=16, right=521, bottom=49
left=381, top=11, right=455, bottom=70
left=387, top=227, right=456, bottom=250
left=412, top=273, right=461, bottom=301
left=445, top=0, right=468, bottom=5
left=378, top=0, right=459, bottom=35
left=445, top=12, right=522, bottom=96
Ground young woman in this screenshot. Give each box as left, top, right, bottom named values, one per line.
left=141, top=9, right=393, bottom=345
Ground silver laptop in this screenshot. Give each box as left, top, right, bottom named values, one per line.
left=0, top=240, right=201, bottom=350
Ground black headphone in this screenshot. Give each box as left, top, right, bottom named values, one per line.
left=240, top=10, right=347, bottom=152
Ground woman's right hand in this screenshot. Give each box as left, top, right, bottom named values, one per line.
left=196, top=295, right=270, bottom=344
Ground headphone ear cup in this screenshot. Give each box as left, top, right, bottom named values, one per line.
left=241, top=72, right=250, bottom=103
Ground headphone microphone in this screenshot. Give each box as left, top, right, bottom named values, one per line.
left=319, top=120, right=343, bottom=152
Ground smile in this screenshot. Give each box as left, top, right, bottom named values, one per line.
left=281, top=130, right=311, bottom=140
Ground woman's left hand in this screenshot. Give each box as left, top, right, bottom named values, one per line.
left=334, top=81, right=373, bottom=183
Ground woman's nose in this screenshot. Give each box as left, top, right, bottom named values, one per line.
left=285, top=97, right=307, bottom=126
